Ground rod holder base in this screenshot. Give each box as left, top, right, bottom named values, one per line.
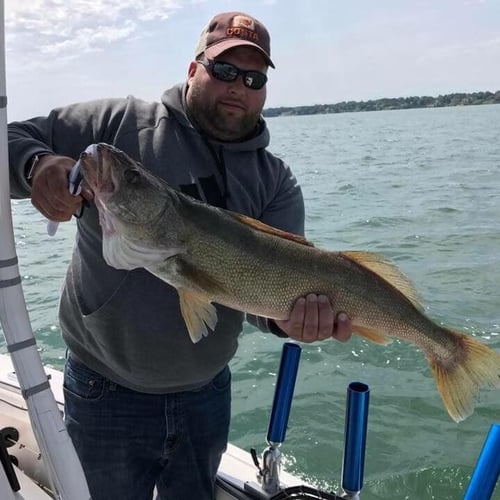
left=260, top=445, right=282, bottom=494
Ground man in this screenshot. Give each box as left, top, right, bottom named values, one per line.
left=9, top=11, right=351, bottom=500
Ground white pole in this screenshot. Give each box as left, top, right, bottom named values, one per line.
left=0, top=2, right=90, bottom=498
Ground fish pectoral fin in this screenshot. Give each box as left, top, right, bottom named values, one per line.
left=352, top=322, right=392, bottom=345
left=178, top=288, right=218, bottom=343
left=231, top=213, right=314, bottom=247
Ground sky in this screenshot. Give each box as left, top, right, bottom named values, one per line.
left=4, top=0, right=500, bottom=121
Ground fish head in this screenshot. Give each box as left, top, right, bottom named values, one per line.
left=80, top=143, right=168, bottom=227
left=79, top=143, right=179, bottom=270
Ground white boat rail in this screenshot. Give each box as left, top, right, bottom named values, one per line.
left=0, top=2, right=90, bottom=498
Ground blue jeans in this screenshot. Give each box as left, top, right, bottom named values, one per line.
left=63, top=355, right=231, bottom=500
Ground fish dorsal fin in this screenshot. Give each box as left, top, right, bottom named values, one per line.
left=341, top=251, right=423, bottom=311
left=178, top=288, right=218, bottom=343
left=231, top=213, right=314, bottom=247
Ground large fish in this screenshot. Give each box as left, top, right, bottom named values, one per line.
left=79, top=143, right=500, bottom=422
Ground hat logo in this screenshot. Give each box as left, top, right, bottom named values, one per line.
left=233, top=16, right=255, bottom=30
left=227, top=16, right=259, bottom=42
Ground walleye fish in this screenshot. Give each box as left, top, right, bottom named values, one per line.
left=79, top=143, right=500, bottom=423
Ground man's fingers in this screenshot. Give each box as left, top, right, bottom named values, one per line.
left=273, top=297, right=352, bottom=344
left=302, top=294, right=319, bottom=342
left=334, top=312, right=352, bottom=342
left=31, top=159, right=84, bottom=221
left=32, top=186, right=82, bottom=221
left=317, top=295, right=334, bottom=340
left=286, top=297, right=306, bottom=339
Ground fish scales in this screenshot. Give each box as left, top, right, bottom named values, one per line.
left=181, top=210, right=455, bottom=359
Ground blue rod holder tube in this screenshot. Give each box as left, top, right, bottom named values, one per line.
left=341, top=381, right=370, bottom=495
left=464, top=423, right=500, bottom=500
left=266, top=342, right=302, bottom=445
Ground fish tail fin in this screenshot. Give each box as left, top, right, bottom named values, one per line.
left=429, top=331, right=500, bottom=422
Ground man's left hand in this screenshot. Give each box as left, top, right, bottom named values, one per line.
left=274, top=294, right=352, bottom=343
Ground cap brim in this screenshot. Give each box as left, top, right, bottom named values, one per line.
left=204, top=39, right=275, bottom=68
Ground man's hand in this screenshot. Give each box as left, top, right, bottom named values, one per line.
left=30, top=154, right=93, bottom=221
left=274, top=294, right=352, bottom=343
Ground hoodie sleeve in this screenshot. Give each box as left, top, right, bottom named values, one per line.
left=8, top=98, right=129, bottom=199
left=258, top=159, right=305, bottom=236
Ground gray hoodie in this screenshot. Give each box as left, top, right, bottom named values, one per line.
left=8, top=83, right=304, bottom=393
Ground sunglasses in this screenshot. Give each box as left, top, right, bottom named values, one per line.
left=197, top=59, right=268, bottom=90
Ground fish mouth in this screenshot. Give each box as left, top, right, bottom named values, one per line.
left=79, top=143, right=121, bottom=237
left=79, top=143, right=117, bottom=199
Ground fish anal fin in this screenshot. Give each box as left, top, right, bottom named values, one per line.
left=353, top=322, right=392, bottom=345
left=231, top=213, right=314, bottom=247
left=178, top=288, right=218, bottom=343
left=341, top=251, right=423, bottom=311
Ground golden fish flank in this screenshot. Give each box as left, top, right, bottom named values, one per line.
left=79, top=142, right=500, bottom=423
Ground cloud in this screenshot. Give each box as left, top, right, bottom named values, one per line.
left=417, top=36, right=500, bottom=65
left=5, top=0, right=181, bottom=67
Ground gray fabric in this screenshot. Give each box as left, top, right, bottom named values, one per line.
left=8, top=83, right=304, bottom=393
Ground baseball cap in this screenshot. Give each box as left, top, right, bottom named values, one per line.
left=194, top=12, right=275, bottom=68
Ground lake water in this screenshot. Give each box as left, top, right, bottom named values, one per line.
left=2, top=104, right=500, bottom=499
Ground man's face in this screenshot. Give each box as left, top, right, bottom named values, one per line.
left=186, top=46, right=268, bottom=142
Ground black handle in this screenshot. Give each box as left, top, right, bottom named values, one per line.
left=0, top=427, right=20, bottom=492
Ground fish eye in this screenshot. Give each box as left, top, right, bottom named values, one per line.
left=123, top=169, right=141, bottom=184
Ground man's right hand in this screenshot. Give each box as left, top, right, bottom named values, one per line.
left=30, top=154, right=93, bottom=221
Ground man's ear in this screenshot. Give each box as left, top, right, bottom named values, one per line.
left=187, top=61, right=198, bottom=79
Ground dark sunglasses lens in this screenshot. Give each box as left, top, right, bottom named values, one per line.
left=212, top=62, right=238, bottom=82
left=243, top=71, right=267, bottom=90
left=211, top=61, right=267, bottom=90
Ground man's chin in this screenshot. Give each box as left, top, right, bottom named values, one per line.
left=209, top=117, right=248, bottom=141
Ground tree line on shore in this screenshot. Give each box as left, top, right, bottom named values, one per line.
left=262, top=90, right=500, bottom=117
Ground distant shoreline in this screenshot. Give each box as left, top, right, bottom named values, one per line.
left=263, top=90, right=500, bottom=117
